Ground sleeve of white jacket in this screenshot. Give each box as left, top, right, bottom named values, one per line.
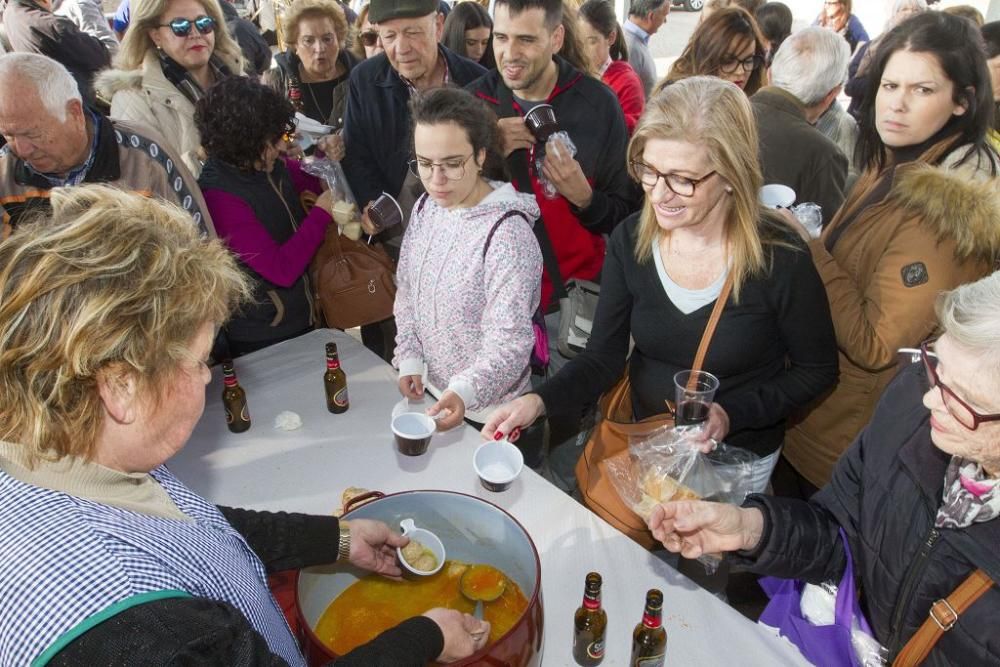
left=447, top=218, right=542, bottom=411
left=392, top=210, right=424, bottom=377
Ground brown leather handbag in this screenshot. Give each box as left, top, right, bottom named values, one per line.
left=310, top=224, right=397, bottom=330
left=574, top=275, right=733, bottom=548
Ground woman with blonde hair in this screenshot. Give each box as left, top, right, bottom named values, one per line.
left=663, top=7, right=768, bottom=95
left=95, top=0, right=243, bottom=176
left=484, top=76, right=837, bottom=509
left=0, top=185, right=489, bottom=665
left=264, top=0, right=357, bottom=158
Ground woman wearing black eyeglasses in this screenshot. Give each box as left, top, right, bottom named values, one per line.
left=95, top=0, right=243, bottom=177
left=263, top=0, right=358, bottom=160
left=660, top=7, right=767, bottom=96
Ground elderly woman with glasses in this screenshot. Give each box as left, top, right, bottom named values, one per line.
left=0, top=185, right=489, bottom=666
left=263, top=0, right=358, bottom=161
left=95, top=0, right=243, bottom=177
left=651, top=271, right=1000, bottom=664
left=484, top=78, right=838, bottom=576
left=393, top=87, right=542, bottom=434
left=662, top=7, right=768, bottom=95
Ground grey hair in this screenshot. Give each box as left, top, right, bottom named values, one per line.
left=0, top=53, right=81, bottom=122
left=629, top=0, right=668, bottom=17
left=769, top=26, right=850, bottom=107
left=936, top=272, right=1000, bottom=368
left=891, top=0, right=928, bottom=14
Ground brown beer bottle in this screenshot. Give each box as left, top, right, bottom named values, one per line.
left=222, top=361, right=251, bottom=433
left=572, top=572, right=607, bottom=665
left=324, top=342, right=349, bottom=413
left=629, top=589, right=666, bottom=667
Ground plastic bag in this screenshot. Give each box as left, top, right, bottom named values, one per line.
left=302, top=158, right=363, bottom=240
left=800, top=582, right=888, bottom=666
left=535, top=131, right=577, bottom=200
left=605, top=425, right=759, bottom=572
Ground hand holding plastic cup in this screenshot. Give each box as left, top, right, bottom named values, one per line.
left=367, top=192, right=404, bottom=233
left=674, top=370, right=720, bottom=428
left=523, top=104, right=559, bottom=142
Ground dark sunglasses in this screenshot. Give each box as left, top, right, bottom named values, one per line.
left=161, top=15, right=216, bottom=37
left=359, top=30, right=379, bottom=47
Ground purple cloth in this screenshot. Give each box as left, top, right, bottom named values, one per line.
left=759, top=528, right=874, bottom=667
left=203, top=159, right=332, bottom=288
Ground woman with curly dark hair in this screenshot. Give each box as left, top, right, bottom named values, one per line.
left=196, top=76, right=337, bottom=357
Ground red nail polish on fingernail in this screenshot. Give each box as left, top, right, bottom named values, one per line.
left=493, top=431, right=504, bottom=441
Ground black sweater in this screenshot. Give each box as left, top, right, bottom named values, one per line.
left=50, top=508, right=444, bottom=666
left=536, top=213, right=839, bottom=456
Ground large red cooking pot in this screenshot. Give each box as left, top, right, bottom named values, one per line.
left=297, top=490, right=544, bottom=666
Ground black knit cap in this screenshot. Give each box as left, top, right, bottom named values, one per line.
left=368, top=0, right=438, bottom=23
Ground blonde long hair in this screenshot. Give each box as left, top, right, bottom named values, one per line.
left=0, top=185, right=250, bottom=463
left=627, top=76, right=787, bottom=302
left=116, top=0, right=244, bottom=73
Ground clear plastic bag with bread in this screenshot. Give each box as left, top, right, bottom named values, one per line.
left=605, top=425, right=759, bottom=572
left=302, top=158, right=364, bottom=241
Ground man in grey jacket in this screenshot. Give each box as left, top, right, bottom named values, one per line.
left=624, top=0, right=669, bottom=98
left=750, top=26, right=850, bottom=226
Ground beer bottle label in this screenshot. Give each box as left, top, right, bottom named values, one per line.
left=241, top=405, right=250, bottom=421
left=587, top=640, right=605, bottom=659
left=635, top=654, right=665, bottom=666
left=225, top=408, right=234, bottom=424
left=333, top=387, right=348, bottom=407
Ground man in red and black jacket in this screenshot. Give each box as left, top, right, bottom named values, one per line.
left=465, top=0, right=638, bottom=317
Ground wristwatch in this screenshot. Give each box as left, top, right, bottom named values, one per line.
left=338, top=524, right=352, bottom=561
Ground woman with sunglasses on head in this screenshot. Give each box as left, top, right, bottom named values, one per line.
left=95, top=0, right=242, bottom=177
left=195, top=77, right=339, bottom=358
left=814, top=0, right=868, bottom=55
left=483, top=79, right=838, bottom=583
left=263, top=0, right=357, bottom=160
left=650, top=272, right=1000, bottom=664
left=779, top=12, right=1000, bottom=499
left=661, top=7, right=767, bottom=96
left=393, top=87, right=542, bottom=440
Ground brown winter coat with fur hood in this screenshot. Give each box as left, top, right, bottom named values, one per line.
left=784, top=141, right=1000, bottom=487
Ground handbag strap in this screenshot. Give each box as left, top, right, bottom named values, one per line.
left=497, top=83, right=568, bottom=301
left=892, top=568, right=994, bottom=667
left=688, top=273, right=734, bottom=383
left=483, top=210, right=530, bottom=258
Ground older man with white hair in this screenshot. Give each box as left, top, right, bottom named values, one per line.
left=750, top=26, right=850, bottom=226
left=0, top=53, right=211, bottom=238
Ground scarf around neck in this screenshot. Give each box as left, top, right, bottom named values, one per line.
left=157, top=49, right=232, bottom=106
left=935, top=456, right=1000, bottom=529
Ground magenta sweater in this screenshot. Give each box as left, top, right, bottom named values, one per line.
left=202, top=158, right=333, bottom=288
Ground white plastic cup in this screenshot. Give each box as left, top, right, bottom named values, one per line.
left=473, top=440, right=524, bottom=492
left=759, top=184, right=796, bottom=209
left=396, top=518, right=446, bottom=576
left=391, top=412, right=436, bottom=456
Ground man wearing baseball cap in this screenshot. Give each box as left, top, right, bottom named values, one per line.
left=341, top=0, right=486, bottom=221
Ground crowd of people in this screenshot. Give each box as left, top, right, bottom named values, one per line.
left=0, top=0, right=998, bottom=664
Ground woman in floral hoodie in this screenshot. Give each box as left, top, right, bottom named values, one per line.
left=393, top=88, right=542, bottom=430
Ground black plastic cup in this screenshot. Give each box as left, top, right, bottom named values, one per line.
left=523, top=104, right=559, bottom=142
left=368, top=192, right=404, bottom=232
left=391, top=412, right=436, bottom=456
